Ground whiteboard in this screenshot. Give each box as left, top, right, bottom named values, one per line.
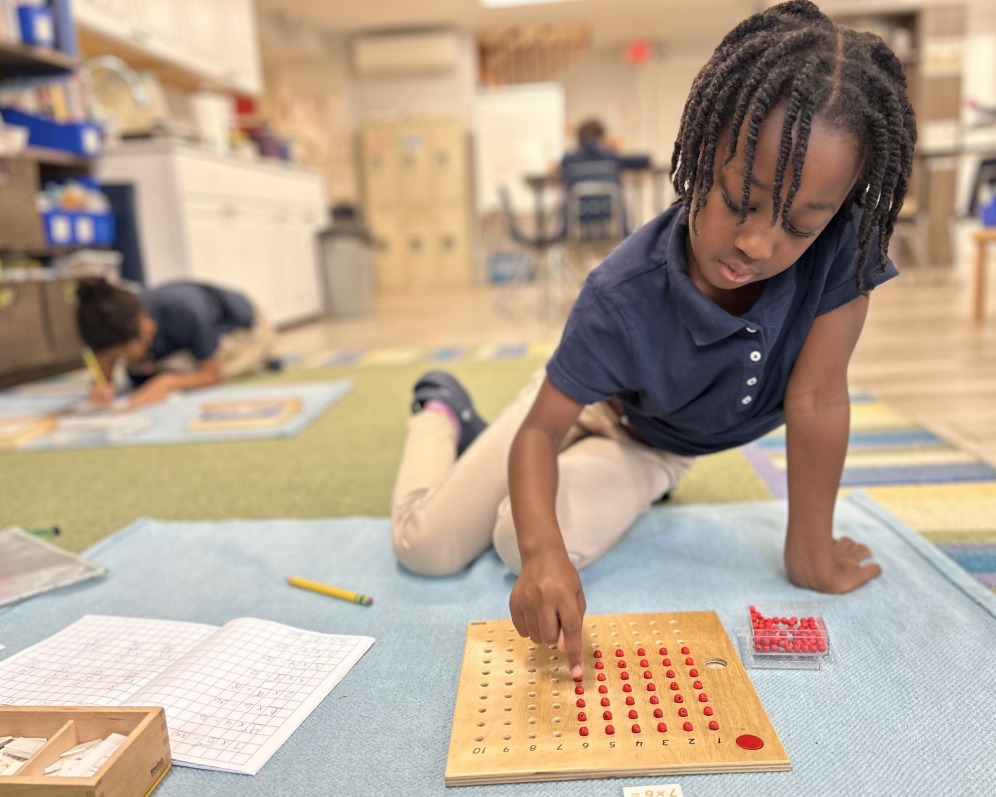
left=472, top=83, right=565, bottom=214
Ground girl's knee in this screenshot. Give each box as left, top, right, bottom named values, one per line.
left=391, top=513, right=469, bottom=577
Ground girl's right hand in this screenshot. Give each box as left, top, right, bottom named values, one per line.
left=509, top=551, right=587, bottom=681
left=89, top=383, right=116, bottom=406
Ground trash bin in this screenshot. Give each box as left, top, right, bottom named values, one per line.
left=317, top=213, right=375, bottom=316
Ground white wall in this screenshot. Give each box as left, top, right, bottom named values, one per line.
left=352, top=32, right=478, bottom=124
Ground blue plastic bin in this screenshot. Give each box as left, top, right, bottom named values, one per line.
left=0, top=108, right=102, bottom=156
left=981, top=197, right=996, bottom=228
left=41, top=210, right=116, bottom=247
left=17, top=5, right=55, bottom=47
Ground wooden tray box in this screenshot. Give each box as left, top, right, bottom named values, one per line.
left=0, top=706, right=171, bottom=797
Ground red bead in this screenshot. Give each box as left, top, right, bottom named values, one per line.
left=575, top=685, right=584, bottom=695
left=620, top=671, right=630, bottom=680
left=646, top=683, right=656, bottom=691
left=615, top=649, right=624, bottom=657
left=644, top=670, right=653, bottom=679
left=628, top=710, right=638, bottom=720
left=601, top=697, right=610, bottom=706
left=576, top=698, right=585, bottom=708
left=618, top=659, right=627, bottom=668
left=708, top=721, right=719, bottom=731
left=603, top=710, right=612, bottom=720
left=649, top=695, right=659, bottom=705
left=680, top=646, right=690, bottom=655
left=573, top=674, right=583, bottom=682
left=640, top=659, right=649, bottom=668
left=666, top=670, right=676, bottom=679
left=653, top=708, right=663, bottom=718
left=683, top=722, right=693, bottom=732
left=622, top=684, right=632, bottom=693
left=658, top=647, right=668, bottom=656
left=605, top=725, right=615, bottom=735
left=579, top=726, right=589, bottom=736
left=578, top=711, right=587, bottom=721
left=678, top=707, right=688, bottom=717
left=670, top=682, right=680, bottom=691
left=703, top=706, right=714, bottom=716
left=595, top=660, right=604, bottom=670
left=698, top=693, right=708, bottom=702
left=692, top=680, right=703, bottom=690
left=657, top=722, right=668, bottom=733
left=662, top=658, right=672, bottom=667
left=685, top=657, right=694, bottom=666
left=593, top=649, right=602, bottom=658
left=598, top=685, right=608, bottom=693
left=625, top=696, right=635, bottom=706
left=674, top=694, right=683, bottom=703
left=631, top=724, right=641, bottom=734
left=637, top=648, right=646, bottom=656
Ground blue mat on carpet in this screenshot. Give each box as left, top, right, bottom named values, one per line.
left=0, top=493, right=992, bottom=796
left=0, top=381, right=352, bottom=450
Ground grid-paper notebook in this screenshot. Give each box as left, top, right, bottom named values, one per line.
left=0, top=527, right=106, bottom=607
left=0, top=614, right=375, bottom=775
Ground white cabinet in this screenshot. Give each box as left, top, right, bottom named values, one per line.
left=97, top=142, right=326, bottom=326
left=74, top=0, right=133, bottom=41
left=75, top=0, right=262, bottom=96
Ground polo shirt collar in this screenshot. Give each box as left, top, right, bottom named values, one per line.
left=661, top=210, right=795, bottom=346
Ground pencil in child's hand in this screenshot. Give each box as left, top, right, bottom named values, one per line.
left=82, top=347, right=107, bottom=387
left=286, top=576, right=373, bottom=606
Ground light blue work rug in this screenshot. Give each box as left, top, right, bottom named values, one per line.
left=0, top=492, right=992, bottom=796
left=0, top=380, right=352, bottom=450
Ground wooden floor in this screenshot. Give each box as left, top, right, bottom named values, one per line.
left=279, top=268, right=996, bottom=466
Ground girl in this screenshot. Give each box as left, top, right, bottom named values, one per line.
left=390, top=0, right=916, bottom=680
left=76, top=277, right=277, bottom=408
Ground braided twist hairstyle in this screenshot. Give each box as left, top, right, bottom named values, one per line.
left=671, top=0, right=917, bottom=292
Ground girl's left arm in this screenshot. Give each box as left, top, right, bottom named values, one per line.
left=782, top=295, right=882, bottom=593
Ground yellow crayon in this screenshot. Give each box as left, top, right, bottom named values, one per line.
left=82, top=346, right=108, bottom=387
left=286, top=576, right=373, bottom=606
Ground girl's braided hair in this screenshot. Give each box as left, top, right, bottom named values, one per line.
left=670, top=0, right=917, bottom=292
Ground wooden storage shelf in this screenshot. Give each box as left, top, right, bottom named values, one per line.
left=24, top=146, right=93, bottom=171
left=0, top=42, right=77, bottom=77
left=0, top=706, right=171, bottom=797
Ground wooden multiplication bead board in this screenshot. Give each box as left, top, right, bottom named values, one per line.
left=445, top=611, right=789, bottom=786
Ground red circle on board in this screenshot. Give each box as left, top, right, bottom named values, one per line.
left=736, top=734, right=765, bottom=750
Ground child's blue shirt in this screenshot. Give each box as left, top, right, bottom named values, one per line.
left=136, top=281, right=254, bottom=380
left=546, top=203, right=897, bottom=456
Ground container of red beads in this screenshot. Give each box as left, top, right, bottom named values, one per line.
left=737, top=603, right=830, bottom=670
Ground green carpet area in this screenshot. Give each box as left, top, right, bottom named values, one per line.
left=1, top=358, right=771, bottom=554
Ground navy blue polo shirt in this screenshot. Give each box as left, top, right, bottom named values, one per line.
left=546, top=203, right=897, bottom=456
left=144, top=281, right=253, bottom=363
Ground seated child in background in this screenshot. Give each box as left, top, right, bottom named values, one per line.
left=76, top=277, right=277, bottom=408
left=389, top=0, right=917, bottom=680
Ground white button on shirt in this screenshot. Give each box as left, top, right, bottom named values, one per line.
left=741, top=396, right=752, bottom=405
left=746, top=377, right=758, bottom=386
left=750, top=351, right=762, bottom=362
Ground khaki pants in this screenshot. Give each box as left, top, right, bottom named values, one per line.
left=391, top=370, right=695, bottom=577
